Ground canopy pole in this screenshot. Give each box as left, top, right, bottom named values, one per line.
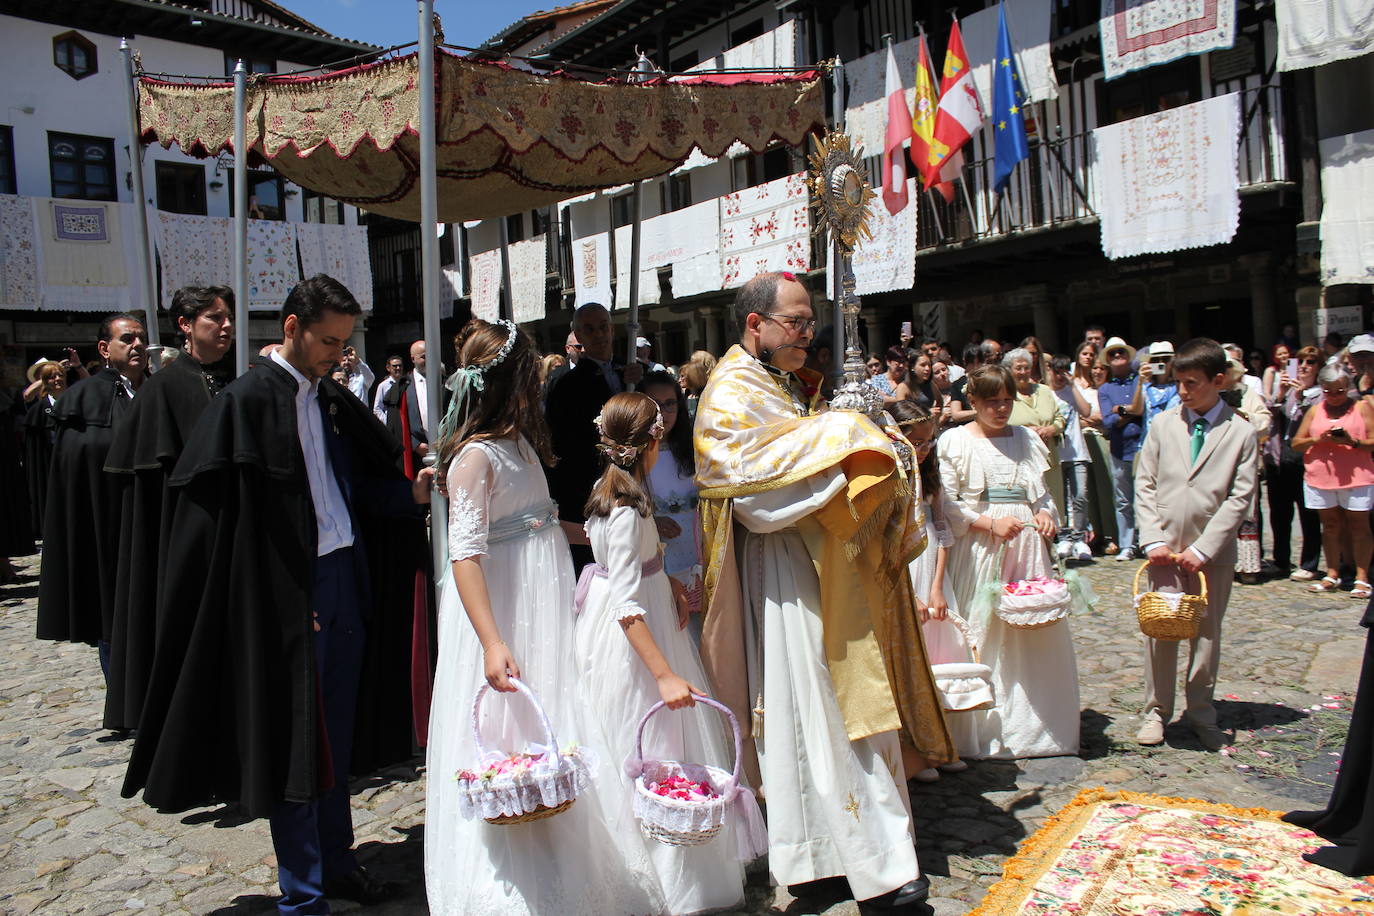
left=625, top=182, right=643, bottom=389
left=831, top=58, right=846, bottom=382
left=121, top=39, right=160, bottom=351
left=417, top=0, right=446, bottom=571
left=497, top=217, right=514, bottom=322
left=232, top=59, right=249, bottom=376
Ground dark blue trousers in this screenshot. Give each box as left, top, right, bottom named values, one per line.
left=270, top=547, right=365, bottom=915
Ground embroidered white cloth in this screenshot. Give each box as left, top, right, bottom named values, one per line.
left=572, top=232, right=612, bottom=308
left=1100, top=0, right=1236, bottom=80
left=613, top=228, right=661, bottom=311
left=1092, top=93, right=1240, bottom=260
left=828, top=177, right=917, bottom=295
left=843, top=38, right=919, bottom=164
left=1318, top=129, right=1374, bottom=286
left=962, top=0, right=1058, bottom=110
left=36, top=199, right=143, bottom=312
left=245, top=219, right=300, bottom=312
left=509, top=235, right=547, bottom=325
left=613, top=200, right=722, bottom=299
left=295, top=223, right=374, bottom=311
left=468, top=248, right=501, bottom=321
left=152, top=212, right=233, bottom=310
left=719, top=173, right=811, bottom=289
left=1276, top=0, right=1374, bottom=72
left=0, top=194, right=38, bottom=308
left=441, top=265, right=462, bottom=318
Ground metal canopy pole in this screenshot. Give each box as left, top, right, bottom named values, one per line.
left=497, top=217, right=514, bottom=322
left=831, top=58, right=846, bottom=382
left=232, top=59, right=249, bottom=376
left=121, top=39, right=160, bottom=350
left=417, top=0, right=446, bottom=570
left=625, top=182, right=643, bottom=389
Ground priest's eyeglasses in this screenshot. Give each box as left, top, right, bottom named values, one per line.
left=761, top=312, right=817, bottom=334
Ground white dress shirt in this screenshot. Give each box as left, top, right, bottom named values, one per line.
left=373, top=375, right=397, bottom=423
left=271, top=349, right=354, bottom=556
left=346, top=361, right=374, bottom=404
left=116, top=373, right=137, bottom=401
left=583, top=356, right=623, bottom=394
left=413, top=370, right=430, bottom=434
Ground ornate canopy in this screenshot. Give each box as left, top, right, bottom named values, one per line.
left=138, top=51, right=825, bottom=221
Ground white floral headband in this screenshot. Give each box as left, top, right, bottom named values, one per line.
left=437, top=319, right=519, bottom=443
left=593, top=403, right=665, bottom=469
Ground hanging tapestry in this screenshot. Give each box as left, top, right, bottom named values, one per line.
left=613, top=199, right=722, bottom=300
left=573, top=233, right=612, bottom=309
left=829, top=178, right=917, bottom=296
left=1100, top=0, right=1236, bottom=81
left=719, top=173, right=811, bottom=289
left=468, top=248, right=501, bottom=322
left=0, top=195, right=38, bottom=308
left=843, top=38, right=919, bottom=165
left=245, top=219, right=300, bottom=312
left=1319, top=129, right=1374, bottom=286
left=1092, top=93, right=1240, bottom=260
left=36, top=199, right=137, bottom=312
left=296, top=223, right=374, bottom=311
left=509, top=235, right=548, bottom=325
left=152, top=212, right=233, bottom=310
left=1276, top=0, right=1374, bottom=72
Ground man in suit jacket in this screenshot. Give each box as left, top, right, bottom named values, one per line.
left=1134, top=338, right=1258, bottom=751
left=384, top=340, right=449, bottom=473
left=544, top=302, right=642, bottom=571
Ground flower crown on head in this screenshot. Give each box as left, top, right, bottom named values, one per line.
left=436, top=319, right=519, bottom=445
left=593, top=402, right=665, bottom=469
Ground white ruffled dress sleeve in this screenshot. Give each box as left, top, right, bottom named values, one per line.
left=1020, top=429, right=1059, bottom=517
left=937, top=429, right=981, bottom=537
left=605, top=505, right=650, bottom=622
left=447, top=444, right=493, bottom=562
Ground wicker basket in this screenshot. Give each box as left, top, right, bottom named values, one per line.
left=456, top=678, right=585, bottom=826
left=628, top=696, right=745, bottom=848
left=1133, top=562, right=1208, bottom=641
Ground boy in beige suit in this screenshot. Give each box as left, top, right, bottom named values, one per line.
left=1134, top=338, right=1259, bottom=751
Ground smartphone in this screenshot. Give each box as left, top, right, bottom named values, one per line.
left=1331, top=426, right=1350, bottom=439
left=1148, top=362, right=1166, bottom=376
left=900, top=321, right=913, bottom=339
left=1288, top=358, right=1298, bottom=378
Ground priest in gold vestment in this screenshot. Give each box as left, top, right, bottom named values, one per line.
left=695, top=272, right=953, bottom=912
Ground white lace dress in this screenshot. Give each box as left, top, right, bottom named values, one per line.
left=574, top=506, right=746, bottom=915
left=938, top=426, right=1081, bottom=759
left=424, top=438, right=664, bottom=916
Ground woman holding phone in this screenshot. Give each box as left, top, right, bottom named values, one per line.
left=1292, top=365, right=1374, bottom=598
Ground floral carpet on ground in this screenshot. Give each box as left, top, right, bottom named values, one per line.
left=971, top=787, right=1374, bottom=915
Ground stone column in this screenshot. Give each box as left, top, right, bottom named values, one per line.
left=1023, top=284, right=1058, bottom=354
left=700, top=306, right=722, bottom=357
left=861, top=306, right=883, bottom=356
left=1241, top=253, right=1276, bottom=350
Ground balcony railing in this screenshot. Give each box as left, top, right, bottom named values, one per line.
left=915, top=84, right=1290, bottom=252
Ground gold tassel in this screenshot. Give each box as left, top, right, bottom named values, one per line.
left=751, top=693, right=765, bottom=743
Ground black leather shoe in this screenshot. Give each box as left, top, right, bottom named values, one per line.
left=786, top=875, right=850, bottom=902
left=857, top=876, right=931, bottom=914
left=322, top=866, right=400, bottom=905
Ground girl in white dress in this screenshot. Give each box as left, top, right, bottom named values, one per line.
left=424, top=320, right=663, bottom=916
left=574, top=392, right=748, bottom=915
left=938, top=365, right=1081, bottom=759
left=889, top=401, right=975, bottom=775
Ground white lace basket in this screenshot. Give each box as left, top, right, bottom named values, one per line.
left=456, top=678, right=587, bottom=826
left=928, top=613, right=996, bottom=712
left=625, top=696, right=765, bottom=855
left=996, top=579, right=1072, bottom=629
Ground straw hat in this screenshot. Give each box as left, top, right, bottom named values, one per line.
left=1095, top=337, right=1136, bottom=367
left=26, top=357, right=61, bottom=384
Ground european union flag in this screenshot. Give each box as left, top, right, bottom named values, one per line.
left=992, top=2, right=1030, bottom=194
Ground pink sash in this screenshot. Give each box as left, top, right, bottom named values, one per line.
left=573, top=553, right=664, bottom=615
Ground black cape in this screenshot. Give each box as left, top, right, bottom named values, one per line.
left=22, top=395, right=56, bottom=536
left=544, top=357, right=624, bottom=526
left=123, top=359, right=425, bottom=817
left=101, top=354, right=228, bottom=730
left=1283, top=599, right=1374, bottom=875
left=0, top=390, right=34, bottom=558
left=36, top=368, right=133, bottom=645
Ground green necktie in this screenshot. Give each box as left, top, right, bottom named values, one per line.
left=1190, top=417, right=1207, bottom=464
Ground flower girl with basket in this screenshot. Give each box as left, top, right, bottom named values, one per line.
left=573, top=393, right=763, bottom=915
left=424, top=321, right=662, bottom=916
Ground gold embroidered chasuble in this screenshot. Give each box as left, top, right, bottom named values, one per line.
left=694, top=345, right=953, bottom=763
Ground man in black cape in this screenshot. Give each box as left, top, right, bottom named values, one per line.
left=1284, top=598, right=1374, bottom=875
left=544, top=301, right=641, bottom=572
left=36, top=314, right=147, bottom=685
left=124, top=275, right=433, bottom=913
left=102, top=286, right=235, bottom=732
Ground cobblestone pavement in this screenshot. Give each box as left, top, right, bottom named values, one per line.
left=0, top=547, right=1365, bottom=916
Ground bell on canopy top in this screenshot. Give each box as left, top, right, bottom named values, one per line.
left=632, top=48, right=661, bottom=83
